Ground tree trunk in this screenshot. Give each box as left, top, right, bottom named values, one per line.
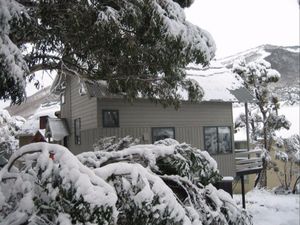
left=255, top=158, right=267, bottom=188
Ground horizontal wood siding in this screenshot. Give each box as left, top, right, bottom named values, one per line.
left=98, top=99, right=232, bottom=127
left=61, top=76, right=72, bottom=127
left=213, top=154, right=236, bottom=176
left=67, top=97, right=236, bottom=176
left=70, top=77, right=97, bottom=131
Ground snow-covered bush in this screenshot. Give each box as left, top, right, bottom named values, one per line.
left=78, top=137, right=252, bottom=224
left=0, top=110, right=25, bottom=167
left=0, top=139, right=252, bottom=225
left=80, top=138, right=222, bottom=185
left=273, top=135, right=300, bottom=193
left=93, top=135, right=140, bottom=152
left=0, top=143, right=117, bottom=225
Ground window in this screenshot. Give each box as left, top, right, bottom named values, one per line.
left=60, top=92, right=65, bottom=104
left=152, top=127, right=175, bottom=143
left=102, top=110, right=119, bottom=127
left=39, top=116, right=48, bottom=129
left=74, top=118, right=81, bottom=145
left=204, top=126, right=232, bottom=154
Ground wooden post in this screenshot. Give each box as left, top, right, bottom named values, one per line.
left=241, top=175, right=246, bottom=209
left=245, top=102, right=250, bottom=153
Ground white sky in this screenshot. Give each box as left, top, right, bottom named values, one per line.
left=185, top=0, right=299, bottom=58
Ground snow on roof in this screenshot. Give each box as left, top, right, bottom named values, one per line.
left=46, top=118, right=69, bottom=141
left=185, top=62, right=255, bottom=102
left=19, top=101, right=60, bottom=135
left=52, top=62, right=254, bottom=103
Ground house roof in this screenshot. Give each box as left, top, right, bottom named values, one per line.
left=184, top=63, right=255, bottom=102
left=51, top=62, right=255, bottom=103
left=46, top=118, right=69, bottom=141
left=18, top=101, right=60, bottom=136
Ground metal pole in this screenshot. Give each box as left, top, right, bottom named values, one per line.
left=245, top=102, right=250, bottom=153
left=241, top=175, right=246, bottom=209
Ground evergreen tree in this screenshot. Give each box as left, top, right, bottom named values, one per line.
left=0, top=110, right=25, bottom=167
left=233, top=59, right=290, bottom=187
left=0, top=0, right=216, bottom=106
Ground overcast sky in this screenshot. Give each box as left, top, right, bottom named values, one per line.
left=185, top=0, right=299, bottom=58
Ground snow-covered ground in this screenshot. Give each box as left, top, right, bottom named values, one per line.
left=234, top=189, right=300, bottom=225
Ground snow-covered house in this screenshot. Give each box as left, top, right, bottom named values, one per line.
left=18, top=101, right=69, bottom=146
left=51, top=63, right=255, bottom=178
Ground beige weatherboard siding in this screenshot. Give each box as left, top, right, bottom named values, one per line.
left=66, top=97, right=236, bottom=176
left=69, top=77, right=98, bottom=131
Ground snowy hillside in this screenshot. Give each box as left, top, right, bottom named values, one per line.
left=217, top=45, right=300, bottom=103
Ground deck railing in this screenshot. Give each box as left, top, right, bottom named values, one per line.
left=235, top=148, right=263, bottom=173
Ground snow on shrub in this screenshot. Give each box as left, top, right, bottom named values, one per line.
left=78, top=136, right=252, bottom=225
left=0, top=143, right=117, bottom=225
left=0, top=138, right=252, bottom=225
left=79, top=137, right=221, bottom=185
left=273, top=135, right=300, bottom=193
left=0, top=110, right=25, bottom=166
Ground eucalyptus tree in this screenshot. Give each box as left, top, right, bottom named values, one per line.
left=0, top=0, right=215, bottom=107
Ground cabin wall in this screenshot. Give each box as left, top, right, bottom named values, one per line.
left=67, top=97, right=236, bottom=176
left=60, top=75, right=97, bottom=149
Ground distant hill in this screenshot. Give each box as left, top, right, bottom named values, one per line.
left=5, top=86, right=59, bottom=119
left=217, top=45, right=300, bottom=103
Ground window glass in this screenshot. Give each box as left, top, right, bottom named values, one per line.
left=152, top=127, right=175, bottom=143
left=74, top=118, right=81, bottom=145
left=61, top=93, right=65, bottom=104
left=218, top=127, right=231, bottom=153
left=204, top=126, right=232, bottom=154
left=204, top=127, right=218, bottom=154
left=39, top=116, right=48, bottom=129
left=103, top=110, right=119, bottom=127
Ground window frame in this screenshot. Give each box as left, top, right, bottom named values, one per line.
left=60, top=92, right=65, bottom=105
left=39, top=116, right=48, bottom=129
left=102, top=110, right=119, bottom=128
left=203, top=126, right=232, bottom=155
left=151, top=127, right=175, bottom=143
left=74, top=118, right=81, bottom=145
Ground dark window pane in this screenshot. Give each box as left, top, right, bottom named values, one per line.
left=204, top=127, right=218, bottom=154
left=103, top=110, right=119, bottom=127
left=74, top=118, right=81, bottom=145
left=218, top=127, right=232, bottom=153
left=40, top=116, right=48, bottom=129
left=152, top=127, right=175, bottom=143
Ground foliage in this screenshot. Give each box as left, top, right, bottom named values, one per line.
left=93, top=135, right=140, bottom=152
left=0, top=140, right=253, bottom=225
left=81, top=137, right=222, bottom=185
left=233, top=59, right=291, bottom=187
left=0, top=143, right=117, bottom=225
left=273, top=135, right=300, bottom=193
left=0, top=110, right=25, bottom=167
left=0, top=0, right=27, bottom=104
left=79, top=137, right=252, bottom=225
left=0, top=0, right=215, bottom=106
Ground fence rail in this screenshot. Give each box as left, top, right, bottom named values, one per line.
left=235, top=148, right=263, bottom=173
